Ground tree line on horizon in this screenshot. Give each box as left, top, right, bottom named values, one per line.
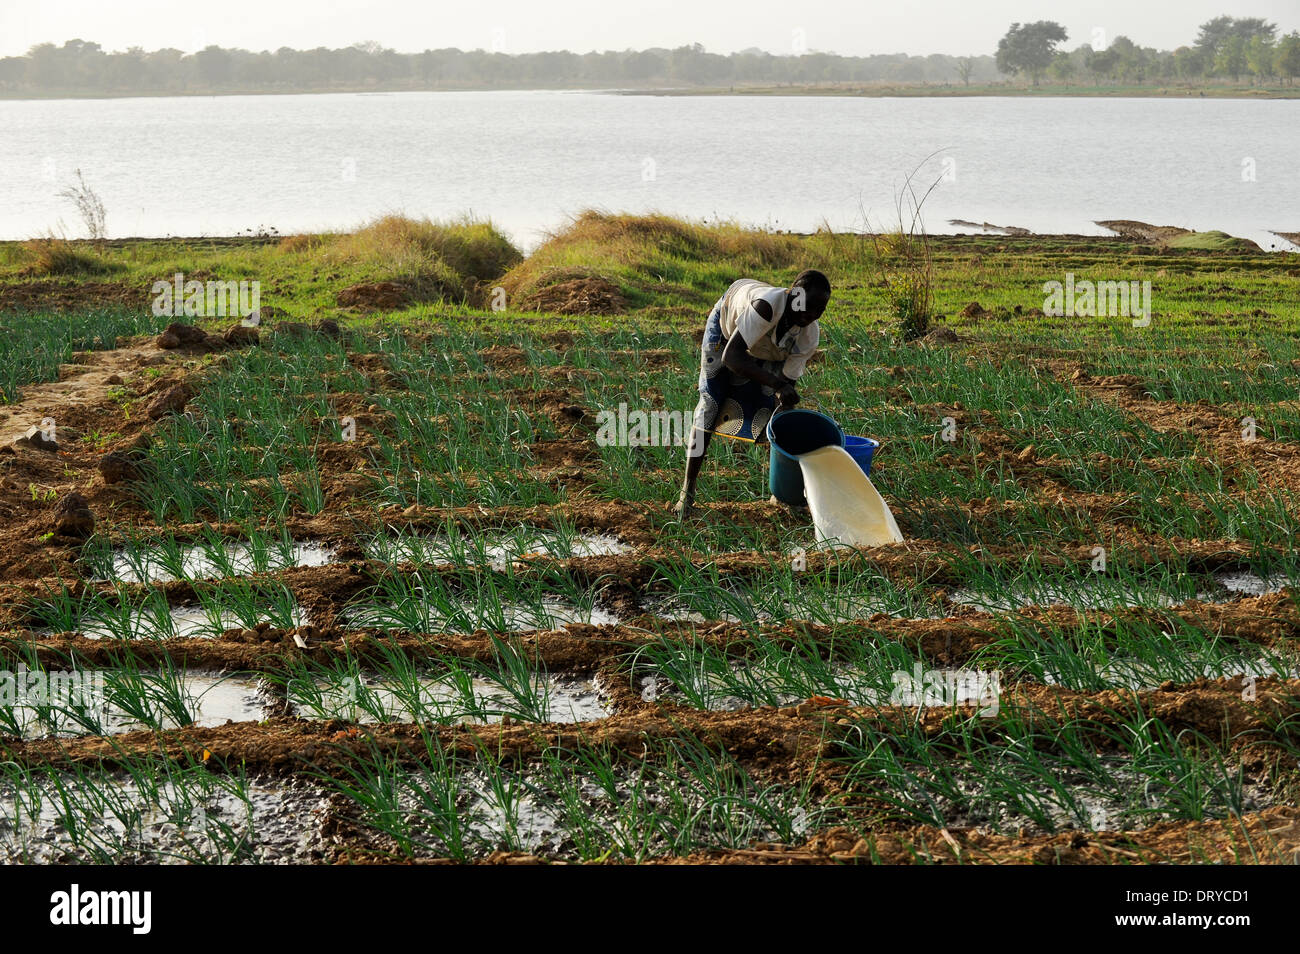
left=996, top=16, right=1300, bottom=86
left=1, top=15, right=1296, bottom=96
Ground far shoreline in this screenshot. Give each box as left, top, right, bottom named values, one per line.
left=619, top=83, right=1300, bottom=99
left=5, top=225, right=1295, bottom=253
left=3, top=82, right=1300, bottom=102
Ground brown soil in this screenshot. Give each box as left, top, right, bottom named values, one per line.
left=0, top=280, right=149, bottom=313
left=517, top=277, right=627, bottom=316
left=8, top=672, right=1299, bottom=865
left=0, top=345, right=172, bottom=440
left=528, top=439, right=600, bottom=467
left=918, top=326, right=964, bottom=344
left=7, top=676, right=1296, bottom=777
left=1058, top=361, right=1300, bottom=490
left=0, top=327, right=1297, bottom=865
left=1095, top=220, right=1192, bottom=245
left=342, top=806, right=1300, bottom=865
left=651, top=806, right=1300, bottom=865
left=337, top=281, right=413, bottom=310
left=948, top=220, right=1032, bottom=237
left=478, top=345, right=528, bottom=370
left=0, top=337, right=215, bottom=582
left=8, top=586, right=1293, bottom=679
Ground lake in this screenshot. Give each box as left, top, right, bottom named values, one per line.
left=3, top=91, right=1297, bottom=251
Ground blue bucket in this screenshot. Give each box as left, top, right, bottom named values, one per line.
left=844, top=435, right=879, bottom=477
left=766, top=409, right=845, bottom=505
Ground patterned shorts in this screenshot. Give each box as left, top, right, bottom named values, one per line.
left=690, top=306, right=785, bottom=445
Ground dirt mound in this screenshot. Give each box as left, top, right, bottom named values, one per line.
left=224, top=322, right=260, bottom=347
left=1092, top=220, right=1259, bottom=251
left=51, top=491, right=94, bottom=539
left=337, top=281, right=413, bottom=310
left=519, top=276, right=627, bottom=316
left=156, top=320, right=259, bottom=352
left=918, top=326, right=963, bottom=344
left=1095, top=220, right=1191, bottom=244
left=97, top=450, right=141, bottom=484
left=156, top=321, right=213, bottom=350
left=948, top=220, right=1031, bottom=236
left=959, top=301, right=986, bottom=319
left=274, top=319, right=344, bottom=342
left=0, top=280, right=147, bottom=313
left=145, top=383, right=191, bottom=419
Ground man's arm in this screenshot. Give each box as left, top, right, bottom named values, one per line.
left=721, top=306, right=799, bottom=406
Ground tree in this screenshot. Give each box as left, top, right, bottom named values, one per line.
left=105, top=47, right=148, bottom=88
left=1246, top=35, right=1275, bottom=83
left=1085, top=47, right=1118, bottom=85
left=1231, top=18, right=1277, bottom=44
left=26, top=42, right=63, bottom=87
left=1215, top=35, right=1248, bottom=80
left=894, top=58, right=924, bottom=82
left=193, top=45, right=232, bottom=85
left=1172, top=45, right=1206, bottom=80
left=0, top=56, right=24, bottom=89
left=1276, top=32, right=1300, bottom=85
left=996, top=21, right=1068, bottom=85
left=0, top=27, right=1278, bottom=95
left=1048, top=52, right=1075, bottom=84
left=1105, top=35, right=1152, bottom=84
left=1197, top=15, right=1276, bottom=72
left=667, top=44, right=730, bottom=85
left=622, top=48, right=663, bottom=82
left=1195, top=15, right=1236, bottom=59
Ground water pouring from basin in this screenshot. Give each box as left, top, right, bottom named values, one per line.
left=766, top=409, right=904, bottom=547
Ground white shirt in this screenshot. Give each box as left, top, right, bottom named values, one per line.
left=715, top=278, right=820, bottom=380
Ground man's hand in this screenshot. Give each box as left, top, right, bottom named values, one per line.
left=720, top=330, right=800, bottom=408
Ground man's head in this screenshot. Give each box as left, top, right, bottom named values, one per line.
left=787, top=269, right=831, bottom=325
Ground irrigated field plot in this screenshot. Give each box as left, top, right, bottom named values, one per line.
left=1, top=228, right=1298, bottom=864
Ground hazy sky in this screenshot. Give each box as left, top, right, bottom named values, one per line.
left=2, top=0, right=1297, bottom=58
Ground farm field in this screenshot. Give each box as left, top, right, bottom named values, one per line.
left=0, top=217, right=1298, bottom=864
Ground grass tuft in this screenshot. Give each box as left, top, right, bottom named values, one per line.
left=320, top=215, right=521, bottom=303
left=20, top=237, right=115, bottom=277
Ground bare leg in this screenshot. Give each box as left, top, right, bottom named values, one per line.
left=675, top=426, right=713, bottom=518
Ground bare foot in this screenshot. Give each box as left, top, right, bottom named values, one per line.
left=769, top=494, right=807, bottom=510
